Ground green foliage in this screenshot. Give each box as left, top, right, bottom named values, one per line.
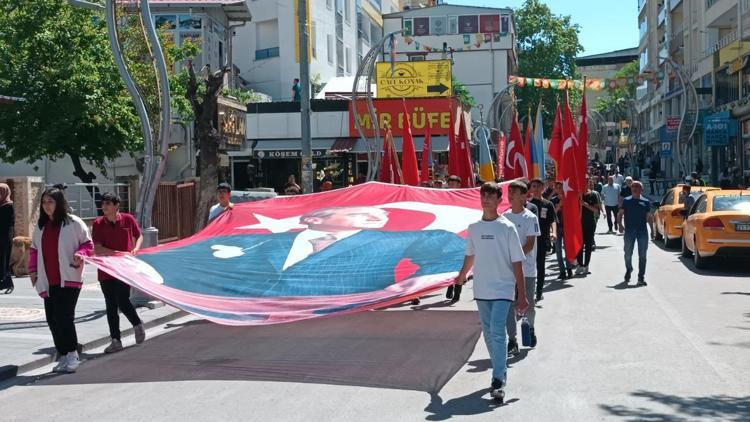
left=452, top=75, right=476, bottom=108
left=221, top=87, right=264, bottom=104
left=594, top=60, right=639, bottom=122
left=514, top=0, right=583, bottom=133
left=0, top=0, right=141, bottom=178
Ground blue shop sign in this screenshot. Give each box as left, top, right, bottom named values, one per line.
left=660, top=141, right=672, bottom=157
left=703, top=111, right=736, bottom=147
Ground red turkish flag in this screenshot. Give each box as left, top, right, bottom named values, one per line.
left=548, top=103, right=563, bottom=175
left=523, top=113, right=533, bottom=179
left=420, top=125, right=432, bottom=183
left=577, top=93, right=589, bottom=191
left=379, top=129, right=402, bottom=184
left=457, top=113, right=475, bottom=187
left=504, top=112, right=527, bottom=180
left=400, top=100, right=420, bottom=186
left=560, top=92, right=583, bottom=262
left=448, top=119, right=460, bottom=177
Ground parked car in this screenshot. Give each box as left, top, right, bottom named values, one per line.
left=653, top=185, right=719, bottom=247
left=681, top=190, right=750, bottom=268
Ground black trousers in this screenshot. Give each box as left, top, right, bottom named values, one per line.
left=605, top=206, right=619, bottom=231
left=44, top=286, right=81, bottom=355
left=577, top=222, right=596, bottom=267
left=100, top=279, right=142, bottom=341
left=536, top=238, right=549, bottom=296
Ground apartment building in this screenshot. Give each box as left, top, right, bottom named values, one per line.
left=637, top=0, right=750, bottom=185
left=234, top=0, right=399, bottom=101
left=381, top=4, right=518, bottom=121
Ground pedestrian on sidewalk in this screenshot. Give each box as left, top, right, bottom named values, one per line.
left=92, top=192, right=146, bottom=353
left=618, top=176, right=634, bottom=208
left=503, top=180, right=540, bottom=356
left=601, top=176, right=621, bottom=233
left=529, top=179, right=557, bottom=301
left=576, top=178, right=601, bottom=276
left=208, top=183, right=234, bottom=223
left=29, top=187, right=93, bottom=373
left=551, top=181, right=573, bottom=280
left=0, top=183, right=15, bottom=294
left=617, top=181, right=655, bottom=285
left=454, top=182, right=528, bottom=402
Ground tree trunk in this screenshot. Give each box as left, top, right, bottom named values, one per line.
left=188, top=64, right=228, bottom=232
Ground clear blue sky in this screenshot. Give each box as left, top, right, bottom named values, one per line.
left=446, top=0, right=639, bottom=56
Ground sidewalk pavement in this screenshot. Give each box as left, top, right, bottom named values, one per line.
left=0, top=264, right=185, bottom=382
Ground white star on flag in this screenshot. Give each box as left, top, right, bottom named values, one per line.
left=562, top=178, right=573, bottom=197
left=236, top=213, right=305, bottom=233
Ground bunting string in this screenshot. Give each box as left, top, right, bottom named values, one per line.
left=509, top=70, right=673, bottom=92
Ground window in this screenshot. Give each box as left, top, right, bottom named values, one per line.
left=337, top=39, right=344, bottom=76
left=327, top=34, right=334, bottom=64
left=409, top=54, right=426, bottom=61
left=403, top=18, right=413, bottom=36
left=694, top=195, right=707, bottom=214
left=255, top=47, right=279, bottom=60
left=345, top=46, right=351, bottom=74
left=713, top=195, right=750, bottom=212
left=430, top=16, right=447, bottom=36
left=448, top=16, right=458, bottom=34
left=345, top=0, right=351, bottom=24
left=639, top=48, right=649, bottom=72
left=255, top=19, right=279, bottom=61
left=311, top=21, right=317, bottom=58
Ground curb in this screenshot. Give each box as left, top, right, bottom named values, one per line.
left=0, top=309, right=188, bottom=383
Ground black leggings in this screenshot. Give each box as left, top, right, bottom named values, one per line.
left=44, top=286, right=81, bottom=355
left=577, top=222, right=596, bottom=267
left=100, top=279, right=142, bottom=340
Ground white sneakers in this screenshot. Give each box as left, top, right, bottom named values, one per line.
left=134, top=324, right=146, bottom=344
left=104, top=338, right=124, bottom=354
left=53, top=351, right=80, bottom=373
left=575, top=266, right=589, bottom=275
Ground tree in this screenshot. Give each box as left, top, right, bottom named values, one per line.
left=514, top=0, right=583, bottom=133
left=595, top=60, right=639, bottom=123
left=0, top=0, right=141, bottom=184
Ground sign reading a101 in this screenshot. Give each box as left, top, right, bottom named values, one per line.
left=376, top=60, right=452, bottom=99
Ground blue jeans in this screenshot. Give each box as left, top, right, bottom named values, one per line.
left=476, top=299, right=512, bottom=381
left=624, top=230, right=649, bottom=278
left=555, top=235, right=570, bottom=273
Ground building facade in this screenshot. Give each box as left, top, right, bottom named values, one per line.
left=637, top=0, right=750, bottom=187
left=381, top=4, right=518, bottom=122
left=576, top=48, right=639, bottom=165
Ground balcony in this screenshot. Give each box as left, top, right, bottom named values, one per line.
left=703, top=29, right=737, bottom=58
left=705, top=0, right=737, bottom=28
left=658, top=7, right=667, bottom=27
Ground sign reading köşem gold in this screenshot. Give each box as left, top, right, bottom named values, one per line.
left=376, top=60, right=452, bottom=98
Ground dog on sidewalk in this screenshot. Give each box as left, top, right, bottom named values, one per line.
left=10, top=236, right=31, bottom=277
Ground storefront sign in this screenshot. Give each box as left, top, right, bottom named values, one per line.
left=218, top=97, right=246, bottom=151
left=376, top=60, right=452, bottom=98
left=660, top=141, right=672, bottom=157
left=666, top=116, right=680, bottom=133
left=349, top=97, right=459, bottom=137
left=704, top=118, right=731, bottom=147
left=254, top=149, right=329, bottom=159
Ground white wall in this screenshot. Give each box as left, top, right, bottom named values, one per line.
left=247, top=110, right=350, bottom=139
left=235, top=0, right=359, bottom=100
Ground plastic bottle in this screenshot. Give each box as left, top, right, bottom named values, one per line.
left=521, top=316, right=531, bottom=347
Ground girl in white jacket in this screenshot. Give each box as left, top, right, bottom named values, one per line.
left=29, top=187, right=93, bottom=374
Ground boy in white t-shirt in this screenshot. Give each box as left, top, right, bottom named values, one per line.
left=455, top=182, right=528, bottom=402
left=503, top=180, right=541, bottom=356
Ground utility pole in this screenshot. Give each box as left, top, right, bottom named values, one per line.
left=298, top=0, right=313, bottom=194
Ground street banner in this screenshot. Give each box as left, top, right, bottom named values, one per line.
left=86, top=183, right=504, bottom=326
left=560, top=92, right=583, bottom=261
left=476, top=125, right=495, bottom=182
left=375, top=60, right=452, bottom=98
left=420, top=126, right=433, bottom=182
left=532, top=102, right=546, bottom=180
left=504, top=112, right=526, bottom=180
left=524, top=111, right=533, bottom=179
left=496, top=132, right=506, bottom=179
left=400, top=99, right=420, bottom=186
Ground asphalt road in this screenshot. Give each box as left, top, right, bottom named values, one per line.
left=0, top=220, right=748, bottom=421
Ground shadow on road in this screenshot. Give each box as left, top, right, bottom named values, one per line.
left=26, top=311, right=481, bottom=394
left=424, top=390, right=517, bottom=420
left=599, top=390, right=750, bottom=422
left=722, top=292, right=750, bottom=296
left=677, top=256, right=750, bottom=278
left=607, top=280, right=645, bottom=290
left=0, top=310, right=106, bottom=332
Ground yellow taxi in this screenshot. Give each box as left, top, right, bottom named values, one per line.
left=681, top=190, right=750, bottom=268
left=654, top=185, right=718, bottom=247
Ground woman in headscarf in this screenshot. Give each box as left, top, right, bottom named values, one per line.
left=0, top=183, right=14, bottom=294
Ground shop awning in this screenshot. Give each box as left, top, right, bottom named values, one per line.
left=252, top=139, right=336, bottom=151
left=350, top=136, right=449, bottom=153
left=329, top=138, right=358, bottom=153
